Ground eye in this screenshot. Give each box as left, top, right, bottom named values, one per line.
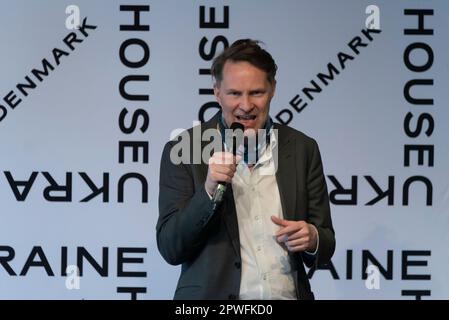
left=251, top=91, right=264, bottom=96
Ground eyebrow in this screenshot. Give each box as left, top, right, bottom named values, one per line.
left=225, top=88, right=267, bottom=92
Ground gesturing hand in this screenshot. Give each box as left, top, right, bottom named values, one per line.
left=271, top=216, right=318, bottom=253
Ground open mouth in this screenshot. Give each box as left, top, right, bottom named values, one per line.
left=236, top=115, right=257, bottom=121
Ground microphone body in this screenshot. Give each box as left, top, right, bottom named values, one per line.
left=211, top=122, right=244, bottom=212
left=212, top=183, right=227, bottom=209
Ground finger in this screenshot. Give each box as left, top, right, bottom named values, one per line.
left=287, top=238, right=308, bottom=248
left=210, top=160, right=237, bottom=172
left=212, top=165, right=236, bottom=176
left=275, top=223, right=303, bottom=238
left=212, top=152, right=235, bottom=164
left=271, top=215, right=289, bottom=227
left=210, top=159, right=237, bottom=170
left=210, top=152, right=225, bottom=161
left=284, top=229, right=308, bottom=241
left=275, top=221, right=308, bottom=237
left=276, top=234, right=289, bottom=244
left=212, top=151, right=234, bottom=158
left=287, top=244, right=308, bottom=252
left=212, top=173, right=233, bottom=184
left=276, top=226, right=309, bottom=242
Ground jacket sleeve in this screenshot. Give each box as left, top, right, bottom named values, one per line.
left=156, top=140, right=218, bottom=265
left=301, top=139, right=336, bottom=268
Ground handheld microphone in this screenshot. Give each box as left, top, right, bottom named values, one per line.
left=212, top=122, right=244, bottom=211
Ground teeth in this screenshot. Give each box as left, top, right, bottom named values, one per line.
left=237, top=115, right=256, bottom=120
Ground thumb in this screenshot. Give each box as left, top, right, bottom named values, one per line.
left=271, top=215, right=288, bottom=226
left=235, top=155, right=242, bottom=163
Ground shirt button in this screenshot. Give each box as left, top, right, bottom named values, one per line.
left=255, top=216, right=259, bottom=221
left=263, top=275, right=267, bottom=281
left=257, top=246, right=261, bottom=251
left=234, top=262, right=241, bottom=269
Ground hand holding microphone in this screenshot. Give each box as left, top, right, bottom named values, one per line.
left=205, top=152, right=239, bottom=195
left=205, top=122, right=244, bottom=211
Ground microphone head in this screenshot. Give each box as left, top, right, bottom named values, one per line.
left=230, top=122, right=244, bottom=131
left=227, top=122, right=245, bottom=156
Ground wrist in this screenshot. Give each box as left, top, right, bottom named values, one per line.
left=307, top=224, right=319, bottom=253
left=205, top=182, right=215, bottom=198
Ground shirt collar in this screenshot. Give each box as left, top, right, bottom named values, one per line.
left=219, top=112, right=274, bottom=166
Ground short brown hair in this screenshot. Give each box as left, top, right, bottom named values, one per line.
left=211, top=39, right=277, bottom=85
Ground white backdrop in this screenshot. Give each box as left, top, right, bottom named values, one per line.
left=0, top=0, right=448, bottom=299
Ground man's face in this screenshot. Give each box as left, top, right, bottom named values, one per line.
left=214, top=61, right=276, bottom=132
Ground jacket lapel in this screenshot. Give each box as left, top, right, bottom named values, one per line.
left=274, top=124, right=297, bottom=220
left=222, top=188, right=241, bottom=258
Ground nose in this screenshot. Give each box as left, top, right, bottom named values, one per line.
left=239, top=94, right=253, bottom=112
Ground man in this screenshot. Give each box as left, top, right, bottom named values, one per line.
left=157, top=39, right=335, bottom=300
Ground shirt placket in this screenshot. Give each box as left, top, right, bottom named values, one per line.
left=248, top=170, right=272, bottom=299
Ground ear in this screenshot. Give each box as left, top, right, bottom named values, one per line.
left=214, top=82, right=222, bottom=104
left=270, top=80, right=277, bottom=98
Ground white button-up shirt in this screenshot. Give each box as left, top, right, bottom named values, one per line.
left=231, top=131, right=297, bottom=300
